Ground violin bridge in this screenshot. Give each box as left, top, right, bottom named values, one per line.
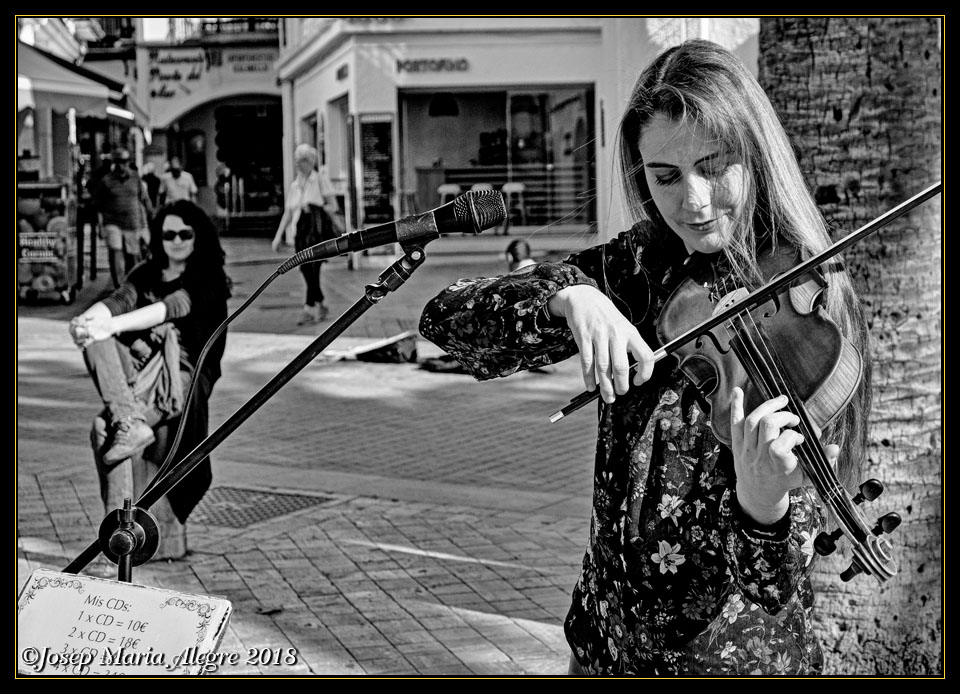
left=711, top=286, right=749, bottom=316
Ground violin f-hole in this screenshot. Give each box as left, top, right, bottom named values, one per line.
left=695, top=330, right=730, bottom=355
left=679, top=354, right=720, bottom=397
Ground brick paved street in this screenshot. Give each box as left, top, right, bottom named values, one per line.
left=17, top=234, right=600, bottom=675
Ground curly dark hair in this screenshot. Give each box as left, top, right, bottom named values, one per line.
left=148, top=200, right=228, bottom=298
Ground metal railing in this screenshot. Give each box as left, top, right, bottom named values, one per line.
left=413, top=163, right=596, bottom=228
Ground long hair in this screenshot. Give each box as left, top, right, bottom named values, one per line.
left=618, top=40, right=871, bottom=489
left=147, top=200, right=230, bottom=382
left=148, top=200, right=228, bottom=300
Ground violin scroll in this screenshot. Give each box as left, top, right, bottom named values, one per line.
left=814, top=479, right=895, bottom=550
left=812, top=478, right=900, bottom=583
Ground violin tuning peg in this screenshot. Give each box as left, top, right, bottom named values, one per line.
left=872, top=512, right=902, bottom=536
left=814, top=529, right=843, bottom=556
left=853, top=479, right=884, bottom=505
left=840, top=561, right=864, bottom=582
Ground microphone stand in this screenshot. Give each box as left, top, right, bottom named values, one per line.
left=63, top=245, right=428, bottom=575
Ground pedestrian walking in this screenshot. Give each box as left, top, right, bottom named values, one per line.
left=272, top=143, right=344, bottom=326
left=141, top=161, right=162, bottom=211
left=92, top=148, right=151, bottom=288
left=159, top=156, right=198, bottom=205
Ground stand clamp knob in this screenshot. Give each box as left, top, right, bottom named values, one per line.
left=98, top=500, right=160, bottom=568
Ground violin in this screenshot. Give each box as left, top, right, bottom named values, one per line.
left=549, top=182, right=942, bottom=584
left=659, top=243, right=897, bottom=584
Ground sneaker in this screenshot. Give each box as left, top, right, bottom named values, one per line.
left=84, top=558, right=117, bottom=579
left=316, top=303, right=330, bottom=321
left=102, top=417, right=155, bottom=465
left=296, top=304, right=317, bottom=326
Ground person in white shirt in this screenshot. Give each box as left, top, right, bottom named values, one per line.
left=159, top=157, right=198, bottom=205
left=272, top=143, right=343, bottom=325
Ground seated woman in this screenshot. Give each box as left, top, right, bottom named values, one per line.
left=69, top=200, right=230, bottom=522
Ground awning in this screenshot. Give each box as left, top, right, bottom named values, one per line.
left=17, top=41, right=111, bottom=117
left=112, top=91, right=149, bottom=129
left=18, top=41, right=153, bottom=131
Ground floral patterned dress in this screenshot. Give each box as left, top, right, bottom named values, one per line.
left=419, top=222, right=826, bottom=675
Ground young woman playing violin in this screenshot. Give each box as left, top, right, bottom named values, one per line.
left=419, top=39, right=871, bottom=675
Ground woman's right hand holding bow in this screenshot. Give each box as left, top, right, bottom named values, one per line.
left=548, top=285, right=656, bottom=404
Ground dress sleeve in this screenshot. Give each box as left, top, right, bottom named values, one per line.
left=419, top=226, right=649, bottom=381
left=719, top=485, right=825, bottom=614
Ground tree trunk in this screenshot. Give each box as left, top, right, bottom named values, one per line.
left=758, top=17, right=942, bottom=675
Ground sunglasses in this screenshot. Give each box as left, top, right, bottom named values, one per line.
left=162, top=228, right=195, bottom=242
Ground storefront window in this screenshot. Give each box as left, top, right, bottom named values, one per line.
left=210, top=101, right=283, bottom=214
left=400, top=87, right=595, bottom=229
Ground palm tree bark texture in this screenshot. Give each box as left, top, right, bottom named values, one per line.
left=758, top=17, right=942, bottom=675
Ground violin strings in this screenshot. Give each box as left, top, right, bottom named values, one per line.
left=730, top=315, right=857, bottom=534
left=745, top=316, right=866, bottom=536
left=727, top=310, right=833, bottom=489
left=727, top=310, right=820, bottom=465
left=736, top=310, right=833, bottom=466
left=727, top=309, right=860, bottom=531
left=738, top=310, right=865, bottom=537
left=732, top=309, right=846, bottom=494
left=737, top=309, right=847, bottom=492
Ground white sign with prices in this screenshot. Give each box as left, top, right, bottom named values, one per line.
left=17, top=569, right=232, bottom=676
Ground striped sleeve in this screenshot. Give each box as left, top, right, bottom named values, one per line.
left=161, top=288, right=192, bottom=319
left=100, top=282, right=139, bottom=316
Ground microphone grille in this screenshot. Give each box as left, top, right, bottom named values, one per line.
left=455, top=190, right=507, bottom=233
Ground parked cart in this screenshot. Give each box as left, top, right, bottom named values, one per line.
left=17, top=181, right=80, bottom=304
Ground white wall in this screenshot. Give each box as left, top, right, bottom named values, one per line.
left=597, top=18, right=760, bottom=238
left=288, top=41, right=353, bottom=193
left=141, top=44, right=280, bottom=129
left=281, top=18, right=760, bottom=239
left=140, top=18, right=169, bottom=42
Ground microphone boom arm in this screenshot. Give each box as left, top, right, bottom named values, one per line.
left=279, top=189, right=504, bottom=273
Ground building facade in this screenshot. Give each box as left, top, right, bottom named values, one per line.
left=276, top=18, right=759, bottom=240
left=17, top=17, right=148, bottom=188
left=134, top=18, right=283, bottom=225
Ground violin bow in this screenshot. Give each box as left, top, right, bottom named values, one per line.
left=550, top=181, right=942, bottom=423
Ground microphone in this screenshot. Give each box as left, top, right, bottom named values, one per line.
left=279, top=189, right=506, bottom=272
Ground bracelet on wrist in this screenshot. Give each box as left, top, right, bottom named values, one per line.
left=733, top=492, right=791, bottom=541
